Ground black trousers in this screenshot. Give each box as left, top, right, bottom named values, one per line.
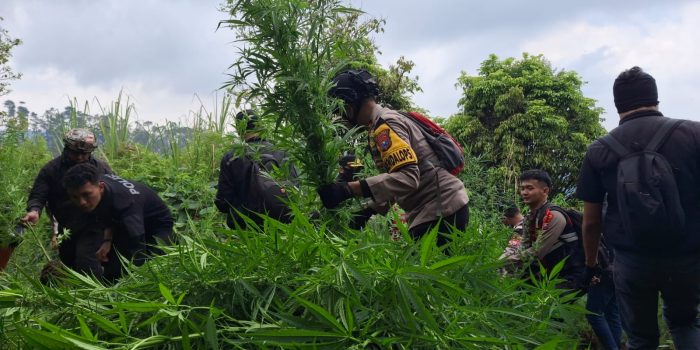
left=409, top=205, right=469, bottom=248
left=58, top=227, right=104, bottom=278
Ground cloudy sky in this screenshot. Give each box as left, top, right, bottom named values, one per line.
left=2, top=0, right=699, bottom=130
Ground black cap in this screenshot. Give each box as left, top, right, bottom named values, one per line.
left=613, top=66, right=659, bottom=113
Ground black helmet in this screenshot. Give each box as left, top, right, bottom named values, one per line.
left=329, top=69, right=379, bottom=105
left=236, top=109, right=259, bottom=132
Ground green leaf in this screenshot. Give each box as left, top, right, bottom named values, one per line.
left=419, top=225, right=439, bottom=266
left=159, top=283, right=176, bottom=304
left=292, top=294, right=346, bottom=334
left=205, top=314, right=220, bottom=350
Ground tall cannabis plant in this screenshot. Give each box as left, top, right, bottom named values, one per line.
left=221, top=0, right=368, bottom=187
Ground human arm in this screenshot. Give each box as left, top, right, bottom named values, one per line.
left=23, top=166, right=52, bottom=223
left=532, top=210, right=566, bottom=260
left=95, top=227, right=113, bottom=262
left=214, top=153, right=241, bottom=213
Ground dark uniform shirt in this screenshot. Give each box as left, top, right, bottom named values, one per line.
left=94, top=174, right=173, bottom=246
left=577, top=110, right=700, bottom=256
left=26, top=154, right=112, bottom=231
left=215, top=139, right=296, bottom=228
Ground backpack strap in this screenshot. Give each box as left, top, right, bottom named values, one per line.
left=646, top=118, right=683, bottom=152
left=598, top=134, right=630, bottom=158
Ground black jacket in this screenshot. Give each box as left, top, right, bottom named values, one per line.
left=215, top=139, right=296, bottom=228
left=26, top=154, right=112, bottom=231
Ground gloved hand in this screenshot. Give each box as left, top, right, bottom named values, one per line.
left=349, top=207, right=377, bottom=230
left=581, top=264, right=603, bottom=288
left=317, top=182, right=353, bottom=209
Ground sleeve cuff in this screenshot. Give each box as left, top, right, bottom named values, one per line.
left=359, top=180, right=372, bottom=199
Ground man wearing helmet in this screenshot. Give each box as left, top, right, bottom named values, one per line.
left=21, top=128, right=113, bottom=277
left=215, top=110, right=298, bottom=229
left=318, top=69, right=469, bottom=248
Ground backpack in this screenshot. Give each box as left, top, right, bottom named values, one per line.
left=399, top=111, right=465, bottom=176
left=537, top=205, right=611, bottom=272
left=598, top=118, right=685, bottom=247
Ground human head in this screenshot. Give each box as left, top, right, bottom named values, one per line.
left=63, top=128, right=97, bottom=164
left=63, top=163, right=105, bottom=213
left=236, top=109, right=260, bottom=137
left=613, top=66, right=659, bottom=116
left=501, top=206, right=523, bottom=227
left=329, top=69, right=379, bottom=126
left=518, top=169, right=552, bottom=208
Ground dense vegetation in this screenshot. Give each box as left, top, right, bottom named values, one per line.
left=1, top=1, right=608, bottom=348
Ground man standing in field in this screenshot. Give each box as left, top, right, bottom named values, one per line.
left=318, top=69, right=469, bottom=248
left=577, top=66, right=700, bottom=349
left=19, top=128, right=113, bottom=277
left=62, top=163, right=173, bottom=281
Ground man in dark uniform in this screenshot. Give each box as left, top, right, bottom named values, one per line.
left=318, top=69, right=469, bottom=247
left=578, top=66, right=700, bottom=349
left=20, top=128, right=112, bottom=277
left=62, top=163, right=173, bottom=281
left=215, top=110, right=297, bottom=229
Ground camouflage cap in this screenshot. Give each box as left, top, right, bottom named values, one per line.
left=63, top=128, right=98, bottom=152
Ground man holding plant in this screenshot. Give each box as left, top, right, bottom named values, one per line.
left=17, top=128, right=112, bottom=276
left=318, top=69, right=469, bottom=248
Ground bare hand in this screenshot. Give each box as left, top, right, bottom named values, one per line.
left=95, top=241, right=111, bottom=262
left=21, top=211, right=40, bottom=225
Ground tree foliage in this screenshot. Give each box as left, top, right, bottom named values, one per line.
left=445, top=53, right=605, bottom=201
left=0, top=17, right=21, bottom=99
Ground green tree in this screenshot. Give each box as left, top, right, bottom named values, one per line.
left=0, top=17, right=21, bottom=98
left=445, top=53, right=605, bottom=201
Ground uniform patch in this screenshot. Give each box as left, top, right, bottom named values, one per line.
left=372, top=124, right=418, bottom=172
left=375, top=129, right=391, bottom=151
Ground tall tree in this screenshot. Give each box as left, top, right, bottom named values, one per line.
left=445, top=53, right=605, bottom=199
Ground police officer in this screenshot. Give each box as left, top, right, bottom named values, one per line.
left=21, top=128, right=113, bottom=277
left=62, top=163, right=173, bottom=281
left=318, top=69, right=469, bottom=247
left=215, top=110, right=298, bottom=229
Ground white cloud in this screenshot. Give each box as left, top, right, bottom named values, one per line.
left=521, top=2, right=700, bottom=129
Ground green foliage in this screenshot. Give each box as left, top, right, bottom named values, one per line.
left=0, top=17, right=22, bottom=100
left=445, top=53, right=605, bottom=203
left=222, top=0, right=360, bottom=187
left=0, top=132, right=50, bottom=247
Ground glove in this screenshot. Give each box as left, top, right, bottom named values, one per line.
left=349, top=207, right=377, bottom=230
left=581, top=265, right=604, bottom=289
left=317, top=182, right=353, bottom=209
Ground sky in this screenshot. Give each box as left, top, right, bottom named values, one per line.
left=2, top=0, right=699, bottom=130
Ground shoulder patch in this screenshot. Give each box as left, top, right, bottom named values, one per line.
left=372, top=124, right=417, bottom=172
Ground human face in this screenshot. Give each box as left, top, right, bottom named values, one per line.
left=501, top=215, right=521, bottom=228
left=68, top=181, right=105, bottom=213
left=66, top=149, right=91, bottom=164
left=519, top=179, right=549, bottom=208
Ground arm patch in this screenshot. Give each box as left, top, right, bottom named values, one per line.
left=373, top=124, right=417, bottom=172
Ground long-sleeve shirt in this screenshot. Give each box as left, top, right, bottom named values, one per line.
left=364, top=105, right=469, bottom=228
left=26, top=155, right=112, bottom=231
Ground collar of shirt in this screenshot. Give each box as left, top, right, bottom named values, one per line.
left=619, top=109, right=664, bottom=125
left=369, top=104, right=388, bottom=127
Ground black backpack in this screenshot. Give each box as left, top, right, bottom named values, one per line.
left=538, top=205, right=611, bottom=271
left=598, top=118, right=685, bottom=247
